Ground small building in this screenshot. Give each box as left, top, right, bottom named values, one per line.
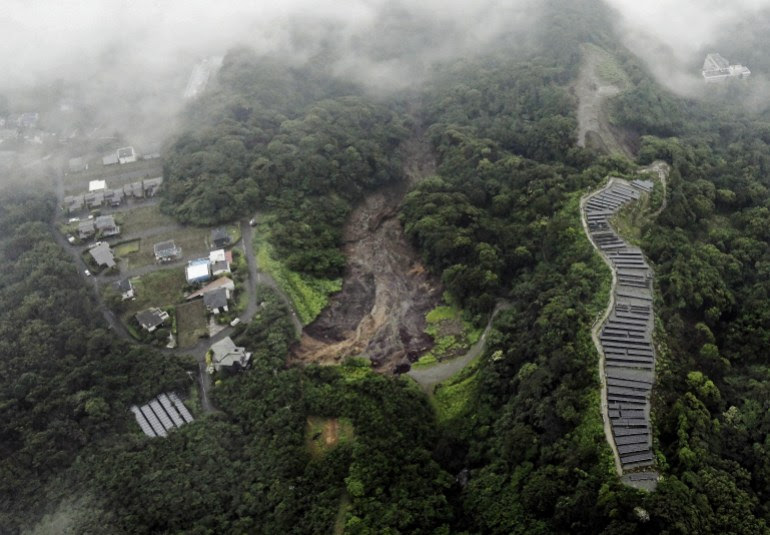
left=702, top=53, right=751, bottom=82
left=84, top=191, right=104, bottom=209
left=135, top=307, right=169, bottom=332
left=103, top=188, right=124, bottom=207
left=203, top=287, right=229, bottom=314
left=115, top=278, right=135, bottom=300
left=95, top=215, right=120, bottom=237
left=63, top=194, right=85, bottom=213
left=89, top=179, right=106, bottom=191
left=68, top=157, right=88, bottom=173
left=123, top=181, right=144, bottom=199
left=185, top=259, right=211, bottom=284
left=209, top=249, right=231, bottom=276
left=154, top=240, right=182, bottom=263
left=208, top=336, right=251, bottom=373
left=89, top=242, right=116, bottom=268
left=78, top=219, right=96, bottom=240
left=186, top=276, right=235, bottom=300
left=102, top=153, right=119, bottom=166
left=143, top=177, right=163, bottom=197
left=210, top=227, right=231, bottom=249
left=117, top=146, right=137, bottom=164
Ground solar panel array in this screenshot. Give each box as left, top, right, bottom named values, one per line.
left=130, top=392, right=194, bottom=438
left=585, top=179, right=658, bottom=480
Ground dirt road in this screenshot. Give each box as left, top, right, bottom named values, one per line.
left=292, top=135, right=443, bottom=373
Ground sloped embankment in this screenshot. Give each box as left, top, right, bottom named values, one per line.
left=582, top=177, right=659, bottom=490
left=291, top=137, right=442, bottom=373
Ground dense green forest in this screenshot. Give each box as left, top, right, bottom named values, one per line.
left=7, top=0, right=770, bottom=533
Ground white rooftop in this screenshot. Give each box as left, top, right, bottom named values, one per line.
left=89, top=179, right=106, bottom=191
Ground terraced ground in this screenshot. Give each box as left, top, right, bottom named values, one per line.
left=582, top=178, right=659, bottom=491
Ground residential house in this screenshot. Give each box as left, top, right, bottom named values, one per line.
left=186, top=276, right=235, bottom=300
left=117, top=146, right=137, bottom=164
left=63, top=194, right=84, bottom=213
left=185, top=259, right=211, bottom=284
left=210, top=227, right=231, bottom=249
left=209, top=248, right=231, bottom=276
left=84, top=191, right=104, bottom=209
left=143, top=177, right=163, bottom=197
left=135, top=307, right=169, bottom=332
left=203, top=287, right=229, bottom=314
left=89, top=242, right=116, bottom=269
left=103, top=188, right=124, bottom=207
left=123, top=181, right=144, bottom=199
left=207, top=336, right=251, bottom=373
left=154, top=240, right=181, bottom=263
left=95, top=215, right=120, bottom=237
left=102, top=152, right=119, bottom=166
left=115, top=278, right=135, bottom=300
left=78, top=220, right=96, bottom=240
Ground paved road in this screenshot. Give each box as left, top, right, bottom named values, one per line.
left=407, top=300, right=512, bottom=392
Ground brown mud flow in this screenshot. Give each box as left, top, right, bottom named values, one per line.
left=291, top=136, right=442, bottom=373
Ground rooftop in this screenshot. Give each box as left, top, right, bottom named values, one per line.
left=89, top=179, right=106, bottom=191
left=203, top=287, right=229, bottom=310
left=89, top=242, right=115, bottom=268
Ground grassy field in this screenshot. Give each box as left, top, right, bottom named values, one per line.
left=412, top=304, right=482, bottom=369
left=305, top=416, right=355, bottom=460
left=119, top=268, right=187, bottom=322
left=118, top=205, right=177, bottom=236
left=254, top=224, right=341, bottom=324
left=176, top=299, right=208, bottom=348
left=113, top=239, right=140, bottom=257
left=123, top=227, right=209, bottom=270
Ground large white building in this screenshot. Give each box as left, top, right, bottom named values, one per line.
left=702, top=53, right=751, bottom=83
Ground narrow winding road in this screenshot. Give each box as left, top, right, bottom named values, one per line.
left=407, top=300, right=512, bottom=392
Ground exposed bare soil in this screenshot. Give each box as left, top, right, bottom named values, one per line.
left=574, top=45, right=637, bottom=158
left=291, top=136, right=442, bottom=373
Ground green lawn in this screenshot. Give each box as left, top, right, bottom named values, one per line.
left=117, top=205, right=177, bottom=236
left=113, top=239, right=140, bottom=257
left=254, top=223, right=341, bottom=324
left=176, top=299, right=208, bottom=348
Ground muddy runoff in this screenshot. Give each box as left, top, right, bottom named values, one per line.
left=291, top=141, right=441, bottom=373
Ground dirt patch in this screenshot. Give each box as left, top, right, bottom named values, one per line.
left=306, top=416, right=354, bottom=459
left=574, top=44, right=635, bottom=158
left=291, top=135, right=442, bottom=373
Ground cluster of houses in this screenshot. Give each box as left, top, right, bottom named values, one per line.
left=78, top=214, right=120, bottom=240
left=63, top=176, right=163, bottom=214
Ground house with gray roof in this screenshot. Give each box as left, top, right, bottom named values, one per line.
left=95, top=215, right=120, bottom=237
left=135, top=307, right=169, bottom=332
left=78, top=219, right=96, bottom=240
left=89, top=242, right=116, bottom=269
left=203, top=287, right=229, bottom=314
left=207, top=336, right=251, bottom=373
left=154, top=240, right=181, bottom=263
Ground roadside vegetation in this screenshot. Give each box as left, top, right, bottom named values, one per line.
left=412, top=303, right=481, bottom=369
left=254, top=222, right=341, bottom=324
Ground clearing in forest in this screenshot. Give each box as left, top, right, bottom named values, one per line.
left=305, top=417, right=355, bottom=459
